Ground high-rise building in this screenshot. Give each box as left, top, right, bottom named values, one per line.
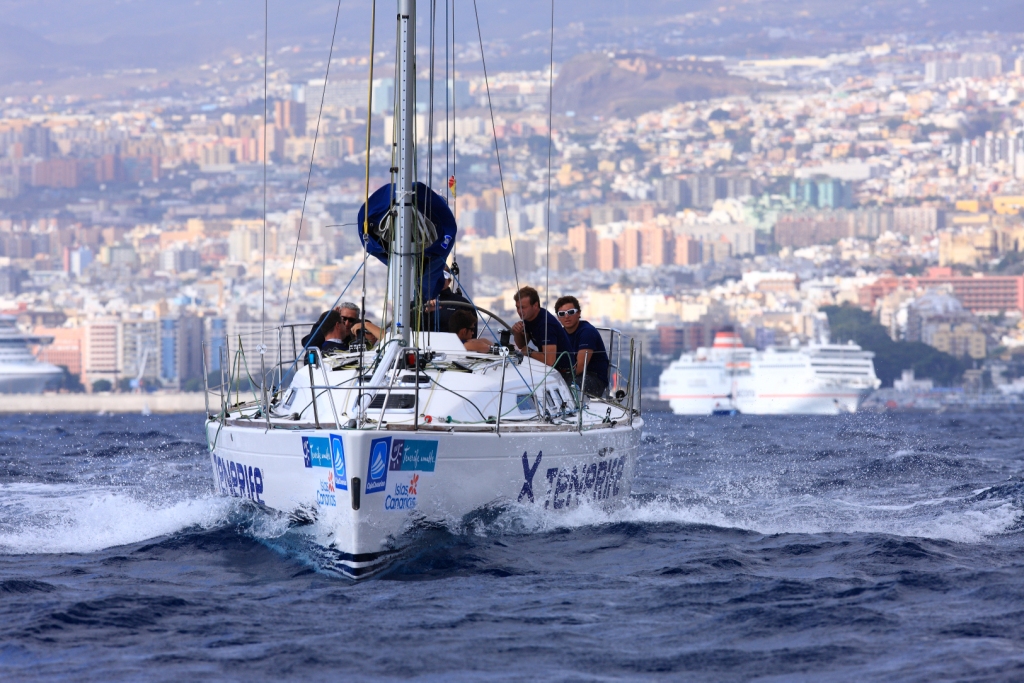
left=598, top=239, right=619, bottom=271
left=84, top=318, right=121, bottom=388
left=568, top=225, right=598, bottom=269
left=159, top=315, right=204, bottom=390
left=274, top=99, right=307, bottom=136
left=122, top=319, right=160, bottom=383
left=205, top=317, right=228, bottom=375
left=894, top=207, right=945, bottom=237
left=687, top=174, right=716, bottom=209
left=925, top=54, right=1002, bottom=83
left=654, top=177, right=691, bottom=209
left=617, top=228, right=642, bottom=269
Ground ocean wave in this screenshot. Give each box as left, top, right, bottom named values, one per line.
left=0, top=483, right=233, bottom=555
left=435, top=489, right=1023, bottom=545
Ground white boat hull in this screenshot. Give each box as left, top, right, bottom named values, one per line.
left=664, top=388, right=869, bottom=415
left=0, top=365, right=63, bottom=394
left=207, top=420, right=642, bottom=578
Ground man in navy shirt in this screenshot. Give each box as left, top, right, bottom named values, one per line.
left=511, top=286, right=574, bottom=380
left=555, top=295, right=609, bottom=397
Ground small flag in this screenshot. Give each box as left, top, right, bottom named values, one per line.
left=448, top=175, right=456, bottom=198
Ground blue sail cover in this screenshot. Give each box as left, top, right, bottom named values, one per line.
left=356, top=182, right=457, bottom=302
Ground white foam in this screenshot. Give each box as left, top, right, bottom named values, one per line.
left=461, top=491, right=1022, bottom=545
left=0, top=483, right=233, bottom=555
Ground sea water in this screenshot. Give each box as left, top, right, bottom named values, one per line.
left=1, top=411, right=1023, bottom=681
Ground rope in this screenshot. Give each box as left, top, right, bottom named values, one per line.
left=281, top=0, right=345, bottom=322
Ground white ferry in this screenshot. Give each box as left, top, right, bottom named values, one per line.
left=658, top=330, right=880, bottom=415
left=0, top=315, right=63, bottom=394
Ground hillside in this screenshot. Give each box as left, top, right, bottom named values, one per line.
left=553, top=53, right=764, bottom=119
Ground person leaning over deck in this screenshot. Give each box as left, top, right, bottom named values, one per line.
left=555, top=295, right=609, bottom=397
left=511, top=286, right=574, bottom=381
left=302, top=302, right=379, bottom=353
left=448, top=309, right=492, bottom=353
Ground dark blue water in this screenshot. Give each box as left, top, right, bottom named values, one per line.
left=2, top=412, right=1024, bottom=681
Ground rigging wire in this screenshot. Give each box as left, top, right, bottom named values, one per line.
left=260, top=0, right=268, bottom=348
left=471, top=0, right=522, bottom=302
left=360, top=0, right=377, bottom=401
left=427, top=0, right=437, bottom=190
left=281, top=0, right=345, bottom=323
left=544, top=0, right=555, bottom=322
left=541, top=0, right=557, bottom=387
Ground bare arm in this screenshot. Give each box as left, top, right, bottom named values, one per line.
left=352, top=321, right=381, bottom=338
left=511, top=321, right=527, bottom=349
left=463, top=338, right=493, bottom=353
left=530, top=343, right=558, bottom=368
left=575, top=348, right=592, bottom=372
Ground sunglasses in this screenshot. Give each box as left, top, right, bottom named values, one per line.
left=340, top=316, right=359, bottom=324
left=557, top=308, right=579, bottom=317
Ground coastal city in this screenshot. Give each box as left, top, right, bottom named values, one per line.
left=3, top=34, right=1024, bottom=410
left=7, top=4, right=1024, bottom=680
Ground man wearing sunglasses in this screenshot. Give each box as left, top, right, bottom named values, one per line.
left=302, top=302, right=379, bottom=354
left=555, top=296, right=609, bottom=397
left=511, top=286, right=574, bottom=382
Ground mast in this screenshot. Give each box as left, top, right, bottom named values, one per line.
left=393, top=0, right=416, bottom=345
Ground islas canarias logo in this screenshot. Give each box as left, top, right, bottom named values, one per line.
left=408, top=473, right=419, bottom=495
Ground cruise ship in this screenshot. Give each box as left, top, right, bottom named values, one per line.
left=0, top=316, right=63, bottom=393
left=658, top=330, right=881, bottom=415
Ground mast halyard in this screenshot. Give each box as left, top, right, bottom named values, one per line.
left=393, top=0, right=417, bottom=345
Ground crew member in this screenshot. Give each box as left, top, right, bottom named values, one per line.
left=319, top=310, right=346, bottom=354
left=448, top=309, right=492, bottom=353
left=301, top=302, right=378, bottom=352
left=511, top=286, right=574, bottom=380
left=555, top=295, right=609, bottom=397
left=424, top=267, right=471, bottom=333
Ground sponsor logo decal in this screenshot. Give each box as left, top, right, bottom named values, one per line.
left=381, top=439, right=436, bottom=511
left=518, top=451, right=543, bottom=503
left=366, top=437, right=391, bottom=494
left=213, top=455, right=264, bottom=504
left=329, top=434, right=348, bottom=491
left=538, top=455, right=628, bottom=509
left=302, top=436, right=332, bottom=468
left=385, top=473, right=420, bottom=511
left=387, top=439, right=438, bottom=472
left=317, top=471, right=337, bottom=507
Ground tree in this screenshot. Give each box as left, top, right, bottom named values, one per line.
left=57, top=366, right=85, bottom=393
left=822, top=304, right=968, bottom=387
left=92, top=379, right=113, bottom=393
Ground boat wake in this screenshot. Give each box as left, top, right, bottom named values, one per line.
left=1, top=470, right=1019, bottom=575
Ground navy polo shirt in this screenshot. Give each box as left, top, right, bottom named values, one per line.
left=566, top=320, right=609, bottom=385
left=523, top=308, right=574, bottom=373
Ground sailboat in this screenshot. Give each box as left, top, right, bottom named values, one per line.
left=204, top=0, right=644, bottom=578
